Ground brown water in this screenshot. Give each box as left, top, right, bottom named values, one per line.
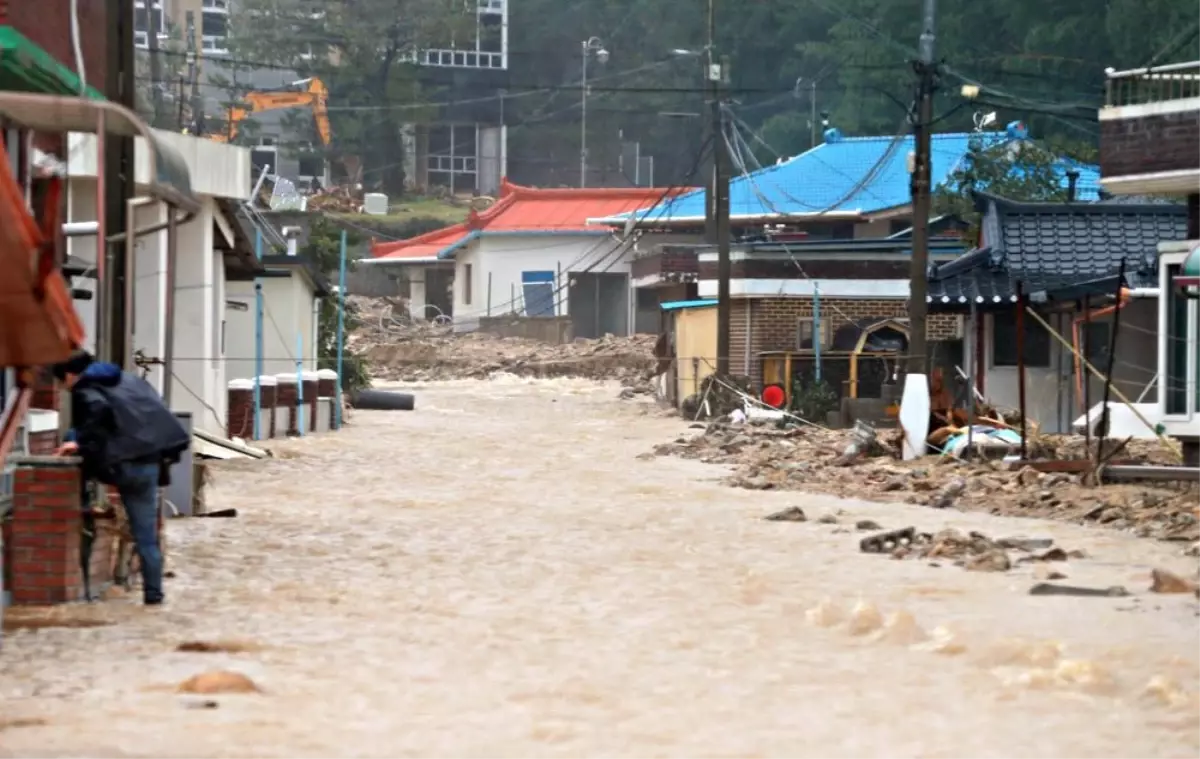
left=2, top=376, right=1198, bottom=758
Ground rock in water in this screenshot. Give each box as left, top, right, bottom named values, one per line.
left=177, top=671, right=261, bottom=695
left=1149, top=568, right=1199, bottom=594
left=965, top=549, right=1012, bottom=573
left=764, top=506, right=807, bottom=522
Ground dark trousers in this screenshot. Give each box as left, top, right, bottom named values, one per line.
left=113, top=462, right=164, bottom=604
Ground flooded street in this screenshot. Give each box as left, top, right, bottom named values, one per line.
left=2, top=377, right=1197, bottom=758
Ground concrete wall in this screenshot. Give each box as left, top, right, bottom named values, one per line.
left=225, top=274, right=319, bottom=380
left=477, top=316, right=572, bottom=344
left=170, top=199, right=227, bottom=434
left=67, top=130, right=251, bottom=201
left=452, top=234, right=631, bottom=332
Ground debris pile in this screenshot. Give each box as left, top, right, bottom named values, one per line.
left=349, top=297, right=658, bottom=387
left=652, top=418, right=1200, bottom=542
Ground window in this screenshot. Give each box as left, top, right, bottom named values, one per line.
left=202, top=12, right=228, bottom=37
left=297, top=153, right=323, bottom=177
left=1164, top=264, right=1192, bottom=415
left=462, top=263, right=472, bottom=305
left=134, top=1, right=165, bottom=34
left=991, top=309, right=1050, bottom=367
left=796, top=317, right=831, bottom=350
left=521, top=271, right=556, bottom=317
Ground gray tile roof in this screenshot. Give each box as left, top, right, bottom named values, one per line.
left=927, top=193, right=1189, bottom=310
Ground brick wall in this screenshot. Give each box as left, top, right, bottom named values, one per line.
left=728, top=297, right=961, bottom=389
left=0, top=1, right=108, bottom=155
left=29, top=370, right=58, bottom=412
left=4, top=458, right=115, bottom=605
left=631, top=247, right=699, bottom=280
left=1100, top=110, right=1200, bottom=178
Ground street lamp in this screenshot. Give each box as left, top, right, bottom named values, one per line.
left=580, top=36, right=608, bottom=187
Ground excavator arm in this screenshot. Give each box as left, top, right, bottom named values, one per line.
left=211, top=78, right=331, bottom=147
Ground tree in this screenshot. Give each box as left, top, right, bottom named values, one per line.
left=298, top=215, right=372, bottom=392
left=931, top=137, right=1097, bottom=243
left=223, top=0, right=472, bottom=195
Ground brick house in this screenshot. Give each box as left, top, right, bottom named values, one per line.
left=691, top=237, right=969, bottom=392
left=1099, top=60, right=1200, bottom=463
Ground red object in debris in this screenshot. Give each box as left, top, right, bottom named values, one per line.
left=761, top=384, right=786, bottom=408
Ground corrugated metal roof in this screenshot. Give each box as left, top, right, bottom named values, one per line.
left=594, top=131, right=1102, bottom=225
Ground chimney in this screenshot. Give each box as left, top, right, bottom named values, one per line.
left=1066, top=170, right=1080, bottom=202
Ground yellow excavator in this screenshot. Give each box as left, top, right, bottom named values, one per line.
left=208, top=77, right=331, bottom=146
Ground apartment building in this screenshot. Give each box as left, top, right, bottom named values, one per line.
left=407, top=0, right=510, bottom=196
left=135, top=0, right=509, bottom=197
left=135, top=0, right=230, bottom=56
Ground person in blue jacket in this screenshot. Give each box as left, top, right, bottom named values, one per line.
left=51, top=350, right=189, bottom=606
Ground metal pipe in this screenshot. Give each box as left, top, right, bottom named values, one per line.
left=162, top=208, right=178, bottom=405
left=121, top=197, right=143, bottom=371
left=966, top=301, right=977, bottom=460
left=1082, top=295, right=1091, bottom=450
left=1102, top=465, right=1200, bottom=483
left=94, top=113, right=107, bottom=360
left=1096, top=260, right=1126, bottom=468
left=813, top=283, right=822, bottom=383
left=253, top=228, right=263, bottom=439
left=335, top=229, right=347, bottom=429
left=295, top=333, right=305, bottom=437
left=1015, top=281, right=1027, bottom=460
left=63, top=208, right=197, bottom=240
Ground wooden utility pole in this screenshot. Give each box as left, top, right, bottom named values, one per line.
left=104, top=0, right=136, bottom=367
left=906, top=0, right=937, bottom=377
left=898, top=0, right=937, bottom=460
left=708, top=0, right=732, bottom=377
left=703, top=0, right=716, bottom=244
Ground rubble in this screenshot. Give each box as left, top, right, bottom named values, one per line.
left=349, top=296, right=658, bottom=388
left=652, top=418, right=1200, bottom=542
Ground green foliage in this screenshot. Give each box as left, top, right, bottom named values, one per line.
left=790, top=373, right=838, bottom=423
left=300, top=215, right=372, bottom=392
left=931, top=137, right=1098, bottom=242
left=224, top=0, right=471, bottom=194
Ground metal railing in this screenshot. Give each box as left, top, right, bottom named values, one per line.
left=1105, top=61, right=1200, bottom=107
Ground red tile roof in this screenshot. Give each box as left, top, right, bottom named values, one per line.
left=371, top=179, right=691, bottom=261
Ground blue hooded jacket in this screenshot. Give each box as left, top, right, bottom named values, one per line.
left=70, top=361, right=189, bottom=485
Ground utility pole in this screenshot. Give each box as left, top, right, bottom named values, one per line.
left=907, top=0, right=936, bottom=376
left=709, top=8, right=732, bottom=377
left=899, top=0, right=937, bottom=460
left=185, top=12, right=204, bottom=135
left=104, top=0, right=136, bottom=368
left=703, top=0, right=717, bottom=244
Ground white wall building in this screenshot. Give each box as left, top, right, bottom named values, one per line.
left=65, top=129, right=257, bottom=436
left=364, top=181, right=683, bottom=339
left=225, top=254, right=329, bottom=381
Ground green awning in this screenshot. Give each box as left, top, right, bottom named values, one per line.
left=0, top=25, right=106, bottom=99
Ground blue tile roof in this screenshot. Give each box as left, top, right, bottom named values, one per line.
left=600, top=131, right=1101, bottom=225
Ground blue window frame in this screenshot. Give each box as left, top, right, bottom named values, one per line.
left=521, top=270, right=555, bottom=317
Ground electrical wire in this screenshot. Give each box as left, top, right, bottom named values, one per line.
left=69, top=0, right=87, bottom=95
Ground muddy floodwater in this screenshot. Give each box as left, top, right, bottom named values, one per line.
left=1, top=377, right=1198, bottom=758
